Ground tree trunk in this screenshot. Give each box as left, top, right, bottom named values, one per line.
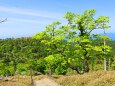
left=30, top=68, right=34, bottom=86
left=103, top=28, right=106, bottom=71
left=104, top=58, right=106, bottom=71
left=84, top=59, right=89, bottom=72
left=48, top=67, right=52, bottom=76
left=69, top=65, right=84, bottom=74
left=109, top=57, right=111, bottom=70
left=91, top=58, right=94, bottom=71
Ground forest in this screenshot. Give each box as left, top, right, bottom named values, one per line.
left=0, top=9, right=115, bottom=77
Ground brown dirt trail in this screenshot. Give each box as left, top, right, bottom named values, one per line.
left=33, top=78, right=61, bottom=86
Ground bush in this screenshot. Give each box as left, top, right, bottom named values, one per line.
left=36, top=58, right=46, bottom=74
left=16, top=63, right=30, bottom=75
left=44, top=54, right=68, bottom=75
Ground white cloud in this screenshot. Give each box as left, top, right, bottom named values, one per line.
left=0, top=6, right=63, bottom=19
left=8, top=18, right=52, bottom=25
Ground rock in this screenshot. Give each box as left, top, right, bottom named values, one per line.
left=3, top=77, right=12, bottom=81
left=34, top=72, right=42, bottom=75
left=0, top=76, right=4, bottom=80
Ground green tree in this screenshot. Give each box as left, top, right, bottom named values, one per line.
left=33, top=9, right=111, bottom=74
left=62, top=9, right=111, bottom=73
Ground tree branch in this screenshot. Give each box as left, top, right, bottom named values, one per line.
left=0, top=18, right=7, bottom=23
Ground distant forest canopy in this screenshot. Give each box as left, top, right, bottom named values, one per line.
left=0, top=9, right=115, bottom=76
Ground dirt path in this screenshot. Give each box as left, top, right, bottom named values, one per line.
left=34, top=78, right=61, bottom=86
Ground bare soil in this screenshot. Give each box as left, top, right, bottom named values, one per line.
left=33, top=78, right=60, bottom=86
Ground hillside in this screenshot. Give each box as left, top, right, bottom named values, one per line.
left=0, top=38, right=115, bottom=76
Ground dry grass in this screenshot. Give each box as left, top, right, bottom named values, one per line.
left=0, top=71, right=115, bottom=86
left=54, top=71, right=115, bottom=86
left=0, top=75, right=47, bottom=86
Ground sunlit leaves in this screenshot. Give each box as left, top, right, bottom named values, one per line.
left=44, top=54, right=67, bottom=74
left=64, top=12, right=76, bottom=24
left=33, top=31, right=48, bottom=40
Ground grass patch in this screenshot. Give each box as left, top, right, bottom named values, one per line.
left=0, top=71, right=115, bottom=86
left=54, top=71, right=115, bottom=86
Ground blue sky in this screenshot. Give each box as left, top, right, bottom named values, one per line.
left=0, top=0, right=115, bottom=38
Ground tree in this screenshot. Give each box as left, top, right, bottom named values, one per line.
left=33, top=9, right=111, bottom=74
left=62, top=9, right=111, bottom=73
left=33, top=21, right=68, bottom=74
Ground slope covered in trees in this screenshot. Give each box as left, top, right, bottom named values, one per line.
left=0, top=37, right=114, bottom=76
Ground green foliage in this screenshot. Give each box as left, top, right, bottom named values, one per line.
left=111, top=56, right=115, bottom=70
left=0, top=38, right=47, bottom=76
left=35, top=59, right=46, bottom=74
left=33, top=9, right=112, bottom=73
left=0, top=9, right=114, bottom=76
left=44, top=54, right=67, bottom=75
left=0, top=61, right=14, bottom=76
left=17, top=63, right=29, bottom=73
